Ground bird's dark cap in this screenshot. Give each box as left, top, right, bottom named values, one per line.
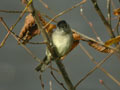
left=57, top=20, right=67, bottom=27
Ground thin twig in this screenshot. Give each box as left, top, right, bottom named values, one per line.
left=0, top=9, right=31, bottom=13
left=39, top=0, right=58, bottom=19
left=49, top=81, right=52, bottom=90
left=111, top=0, right=116, bottom=9
left=39, top=73, right=44, bottom=90
left=0, top=9, right=58, bottom=23
left=79, top=43, right=120, bottom=86
left=42, top=14, right=58, bottom=23
left=28, top=41, right=48, bottom=44
left=107, top=0, right=111, bottom=25
left=51, top=71, right=67, bottom=90
left=74, top=53, right=113, bottom=88
left=0, top=0, right=32, bottom=48
left=99, top=79, right=112, bottom=90
left=91, top=0, right=115, bottom=38
left=0, top=17, right=60, bottom=71
left=49, top=65, right=61, bottom=74
left=80, top=6, right=102, bottom=42
left=0, top=17, right=41, bottom=63
left=39, top=0, right=48, bottom=9
left=114, top=17, right=120, bottom=35
left=43, top=0, right=87, bottom=29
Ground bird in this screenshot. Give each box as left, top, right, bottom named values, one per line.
left=35, top=20, right=73, bottom=72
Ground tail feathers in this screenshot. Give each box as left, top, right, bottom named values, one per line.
left=35, top=56, right=51, bottom=72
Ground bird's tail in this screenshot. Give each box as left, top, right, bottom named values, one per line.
left=35, top=56, right=51, bottom=72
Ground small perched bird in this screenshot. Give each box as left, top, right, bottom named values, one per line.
left=35, top=20, right=73, bottom=72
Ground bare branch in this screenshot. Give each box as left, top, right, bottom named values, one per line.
left=75, top=53, right=113, bottom=88
left=79, top=43, right=120, bottom=86
left=0, top=17, right=41, bottom=63
left=51, top=71, right=67, bottom=90
left=80, top=6, right=102, bottom=42
left=39, top=74, right=45, bottom=90
left=91, top=0, right=115, bottom=38
left=49, top=81, right=52, bottom=90
left=107, top=0, right=112, bottom=25
left=43, top=0, right=87, bottom=29
left=0, top=10, right=28, bottom=13
left=0, top=0, right=32, bottom=48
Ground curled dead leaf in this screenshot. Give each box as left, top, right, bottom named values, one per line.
left=104, top=35, right=120, bottom=47
left=18, top=13, right=56, bottom=44
left=88, top=40, right=114, bottom=53
left=18, top=14, right=40, bottom=44
left=113, top=8, right=120, bottom=16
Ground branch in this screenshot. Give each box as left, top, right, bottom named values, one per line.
left=79, top=43, right=120, bottom=86
left=75, top=53, right=113, bottom=88
left=80, top=7, right=102, bottom=42
left=99, top=79, right=112, bottom=90
left=107, top=0, right=111, bottom=25
left=39, top=74, right=44, bottom=90
left=43, top=0, right=87, bottom=29
left=0, top=9, right=31, bottom=13
left=0, top=17, right=41, bottom=63
left=91, top=0, right=115, bottom=38
left=51, top=71, right=67, bottom=90
left=24, top=0, right=75, bottom=90
left=0, top=0, right=32, bottom=48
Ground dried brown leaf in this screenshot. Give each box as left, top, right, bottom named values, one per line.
left=113, top=8, right=120, bottom=16
left=18, top=14, right=40, bottom=44
left=88, top=40, right=114, bottom=53
left=18, top=13, right=56, bottom=44
left=104, top=35, right=120, bottom=47
left=72, top=30, right=81, bottom=40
